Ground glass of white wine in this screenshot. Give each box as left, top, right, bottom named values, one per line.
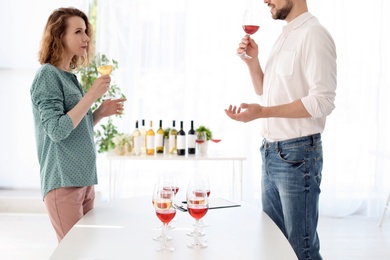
left=95, top=53, right=113, bottom=99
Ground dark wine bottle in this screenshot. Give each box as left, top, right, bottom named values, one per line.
left=177, top=121, right=186, bottom=156
left=187, top=120, right=196, bottom=154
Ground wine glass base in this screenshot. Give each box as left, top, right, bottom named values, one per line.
left=187, top=242, right=208, bottom=249
left=186, top=230, right=205, bottom=237
left=156, top=246, right=175, bottom=252
left=236, top=52, right=252, bottom=59
left=153, top=235, right=173, bottom=241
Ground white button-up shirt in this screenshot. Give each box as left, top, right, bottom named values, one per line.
left=261, top=12, right=337, bottom=142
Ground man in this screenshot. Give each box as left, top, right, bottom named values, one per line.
left=225, top=0, right=336, bottom=259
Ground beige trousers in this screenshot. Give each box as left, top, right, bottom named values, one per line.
left=44, top=186, right=95, bottom=242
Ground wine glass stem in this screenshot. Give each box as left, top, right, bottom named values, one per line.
left=162, top=224, right=168, bottom=248
left=195, top=219, right=202, bottom=232
left=194, top=220, right=201, bottom=245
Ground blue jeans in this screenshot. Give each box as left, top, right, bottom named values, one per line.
left=260, top=134, right=323, bottom=260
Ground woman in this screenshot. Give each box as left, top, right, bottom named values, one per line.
left=30, top=7, right=126, bottom=242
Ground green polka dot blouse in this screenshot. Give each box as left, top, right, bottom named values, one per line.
left=30, top=64, right=97, bottom=200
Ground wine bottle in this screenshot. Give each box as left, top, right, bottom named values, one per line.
left=146, top=120, right=155, bottom=155
left=177, top=121, right=186, bottom=156
left=169, top=120, right=177, bottom=154
left=187, top=120, right=196, bottom=154
left=156, top=120, right=164, bottom=153
left=132, top=120, right=142, bottom=156
left=140, top=119, right=146, bottom=154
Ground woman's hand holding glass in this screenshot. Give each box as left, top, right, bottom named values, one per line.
left=88, top=75, right=111, bottom=101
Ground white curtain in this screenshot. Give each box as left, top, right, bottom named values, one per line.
left=94, top=0, right=390, bottom=218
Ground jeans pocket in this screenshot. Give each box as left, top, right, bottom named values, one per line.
left=277, top=148, right=306, bottom=168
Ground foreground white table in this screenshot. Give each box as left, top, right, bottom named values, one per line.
left=107, top=153, right=246, bottom=200
left=50, top=197, right=297, bottom=260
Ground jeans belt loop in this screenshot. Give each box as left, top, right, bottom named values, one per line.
left=265, top=139, right=270, bottom=149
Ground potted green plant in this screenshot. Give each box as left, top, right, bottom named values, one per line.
left=195, top=125, right=212, bottom=141
left=77, top=54, right=126, bottom=153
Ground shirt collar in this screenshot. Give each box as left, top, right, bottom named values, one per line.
left=282, top=12, right=313, bottom=36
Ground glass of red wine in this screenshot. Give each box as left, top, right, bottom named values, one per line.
left=210, top=133, right=222, bottom=155
left=152, top=180, right=175, bottom=241
left=237, top=9, right=261, bottom=59
left=162, top=175, right=180, bottom=226
left=152, top=182, right=176, bottom=252
left=186, top=179, right=209, bottom=248
left=195, top=131, right=207, bottom=155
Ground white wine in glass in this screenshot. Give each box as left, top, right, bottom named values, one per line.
left=95, top=53, right=113, bottom=99
left=237, top=9, right=261, bottom=59
left=97, top=64, right=113, bottom=76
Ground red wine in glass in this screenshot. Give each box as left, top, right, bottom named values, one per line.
left=156, top=209, right=176, bottom=224
left=188, top=205, right=208, bottom=220
left=243, top=25, right=259, bottom=35
left=163, top=186, right=179, bottom=195
left=195, top=190, right=210, bottom=198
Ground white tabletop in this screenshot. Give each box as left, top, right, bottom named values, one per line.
left=50, top=197, right=297, bottom=260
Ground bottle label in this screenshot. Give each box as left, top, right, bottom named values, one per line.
left=156, top=133, right=164, bottom=147
left=169, top=135, right=177, bottom=151
left=187, top=134, right=196, bottom=148
left=146, top=136, right=155, bottom=149
left=133, top=136, right=141, bottom=155
left=177, top=135, right=186, bottom=149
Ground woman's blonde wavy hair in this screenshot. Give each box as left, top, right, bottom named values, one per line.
left=38, top=7, right=94, bottom=70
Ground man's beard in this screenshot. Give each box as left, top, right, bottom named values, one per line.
left=273, top=0, right=293, bottom=20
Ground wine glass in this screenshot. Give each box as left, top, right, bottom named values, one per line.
left=186, top=179, right=209, bottom=248
left=162, top=175, right=179, bottom=198
left=152, top=182, right=176, bottom=252
left=237, top=9, right=261, bottom=59
left=95, top=53, right=113, bottom=99
left=195, top=131, right=207, bottom=155
left=210, top=133, right=222, bottom=155
left=152, top=181, right=174, bottom=241
left=162, top=175, right=180, bottom=226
